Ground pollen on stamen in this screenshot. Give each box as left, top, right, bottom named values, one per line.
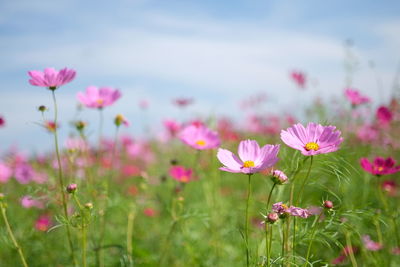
left=243, top=160, right=255, bottom=168
left=305, top=142, right=319, bottom=151
left=96, top=99, right=104, bottom=105
left=195, top=140, right=206, bottom=146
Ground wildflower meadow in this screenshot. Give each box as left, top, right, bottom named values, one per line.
left=0, top=65, right=399, bottom=267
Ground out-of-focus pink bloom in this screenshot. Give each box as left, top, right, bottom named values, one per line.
left=179, top=124, right=220, bottom=150
left=121, top=165, right=141, bottom=177
left=169, top=165, right=193, bottom=183
left=344, top=88, right=370, bottom=106
left=0, top=116, right=5, bottom=127
left=290, top=71, right=306, bottom=89
left=143, top=208, right=158, bottom=217
left=362, top=235, right=383, bottom=251
left=21, top=196, right=45, bottom=209
left=77, top=86, right=121, bottom=109
left=163, top=119, right=181, bottom=136
left=139, top=99, right=149, bottom=110
left=65, top=138, right=88, bottom=153
left=32, top=171, right=48, bottom=184
left=332, top=246, right=358, bottom=265
left=35, top=214, right=52, bottom=232
left=14, top=163, right=34, bottom=184
left=356, top=124, right=379, bottom=143
left=120, top=135, right=134, bottom=147
left=308, top=206, right=323, bottom=216
left=286, top=115, right=296, bottom=126
left=381, top=180, right=397, bottom=196
left=126, top=141, right=155, bottom=164
left=360, top=157, right=400, bottom=176
left=281, top=123, right=343, bottom=156
left=392, top=247, right=400, bottom=255
left=376, top=106, right=393, bottom=125
left=217, top=140, right=279, bottom=174
left=173, top=98, right=193, bottom=107
left=28, top=67, right=76, bottom=89
left=240, top=92, right=267, bottom=109
left=0, top=162, right=12, bottom=183
left=217, top=118, right=240, bottom=142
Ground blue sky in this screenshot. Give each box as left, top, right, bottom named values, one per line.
left=0, top=0, right=399, bottom=153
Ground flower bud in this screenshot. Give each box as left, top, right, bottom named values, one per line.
left=114, top=114, right=129, bottom=127
left=66, top=183, right=77, bottom=194
left=0, top=193, right=4, bottom=200
left=271, top=170, right=288, bottom=185
left=266, top=212, right=279, bottom=223
left=38, top=105, right=47, bottom=112
left=323, top=200, right=333, bottom=209
left=84, top=202, right=93, bottom=210
left=74, top=121, right=86, bottom=132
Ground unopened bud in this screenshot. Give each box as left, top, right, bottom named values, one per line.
left=38, top=105, right=47, bottom=112
left=75, top=121, right=86, bottom=132
left=84, top=202, right=93, bottom=210
left=114, top=114, right=129, bottom=127
left=271, top=170, right=288, bottom=185
left=66, top=183, right=77, bottom=194
left=323, top=200, right=333, bottom=209
left=266, top=212, right=279, bottom=223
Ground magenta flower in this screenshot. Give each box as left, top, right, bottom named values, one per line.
left=0, top=162, right=12, bottom=183
left=28, top=67, right=76, bottom=89
left=362, top=235, right=383, bottom=251
left=290, top=71, right=306, bottom=89
left=0, top=116, right=5, bottom=127
left=77, top=86, right=121, bottom=109
left=179, top=124, right=220, bottom=150
left=280, top=123, right=343, bottom=156
left=272, top=202, right=310, bottom=218
left=21, top=196, right=44, bottom=209
left=217, top=140, right=279, bottom=174
left=169, top=165, right=193, bottom=183
left=35, top=214, right=52, bottom=232
left=173, top=98, right=193, bottom=108
left=344, top=88, right=370, bottom=106
left=376, top=106, right=393, bottom=125
left=360, top=157, right=400, bottom=176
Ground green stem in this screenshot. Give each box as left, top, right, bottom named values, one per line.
left=265, top=183, right=276, bottom=261
left=345, top=232, right=358, bottom=267
left=127, top=205, right=135, bottom=265
left=51, top=90, right=77, bottom=266
left=73, top=194, right=87, bottom=267
left=296, top=156, right=313, bottom=205
left=245, top=174, right=252, bottom=267
left=0, top=202, right=29, bottom=267
left=304, top=212, right=324, bottom=266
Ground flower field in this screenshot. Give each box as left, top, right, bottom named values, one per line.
left=0, top=68, right=399, bottom=267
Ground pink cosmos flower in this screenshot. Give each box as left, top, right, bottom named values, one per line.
left=332, top=246, right=358, bottom=265
left=381, top=180, right=397, bottom=196
left=280, top=123, right=343, bottom=156
left=173, top=98, right=193, bottom=107
left=77, top=86, right=121, bottom=109
left=28, top=67, right=76, bottom=89
left=164, top=119, right=181, bottom=136
left=376, top=106, right=393, bottom=125
left=14, top=163, right=34, bottom=184
left=362, top=235, right=383, bottom=251
left=0, top=116, right=5, bottom=127
left=290, top=71, right=306, bottom=89
left=21, top=196, right=45, bottom=209
left=271, top=169, right=288, bottom=184
left=217, top=140, right=279, bottom=174
left=344, top=88, right=370, bottom=106
left=360, top=157, right=400, bottom=176
left=356, top=124, right=378, bottom=143
left=65, top=138, right=88, bottom=152
left=179, top=124, right=220, bottom=150
left=272, top=202, right=310, bottom=218
left=35, top=214, right=52, bottom=232
left=0, top=162, right=12, bottom=183
left=169, top=165, right=193, bottom=183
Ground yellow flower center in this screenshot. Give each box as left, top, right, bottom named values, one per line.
left=377, top=167, right=384, bottom=172
left=195, top=140, right=206, bottom=146
left=305, top=142, right=319, bottom=151
left=180, top=176, right=189, bottom=182
left=96, top=99, right=104, bottom=105
left=282, top=204, right=288, bottom=210
left=243, top=160, right=255, bottom=168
